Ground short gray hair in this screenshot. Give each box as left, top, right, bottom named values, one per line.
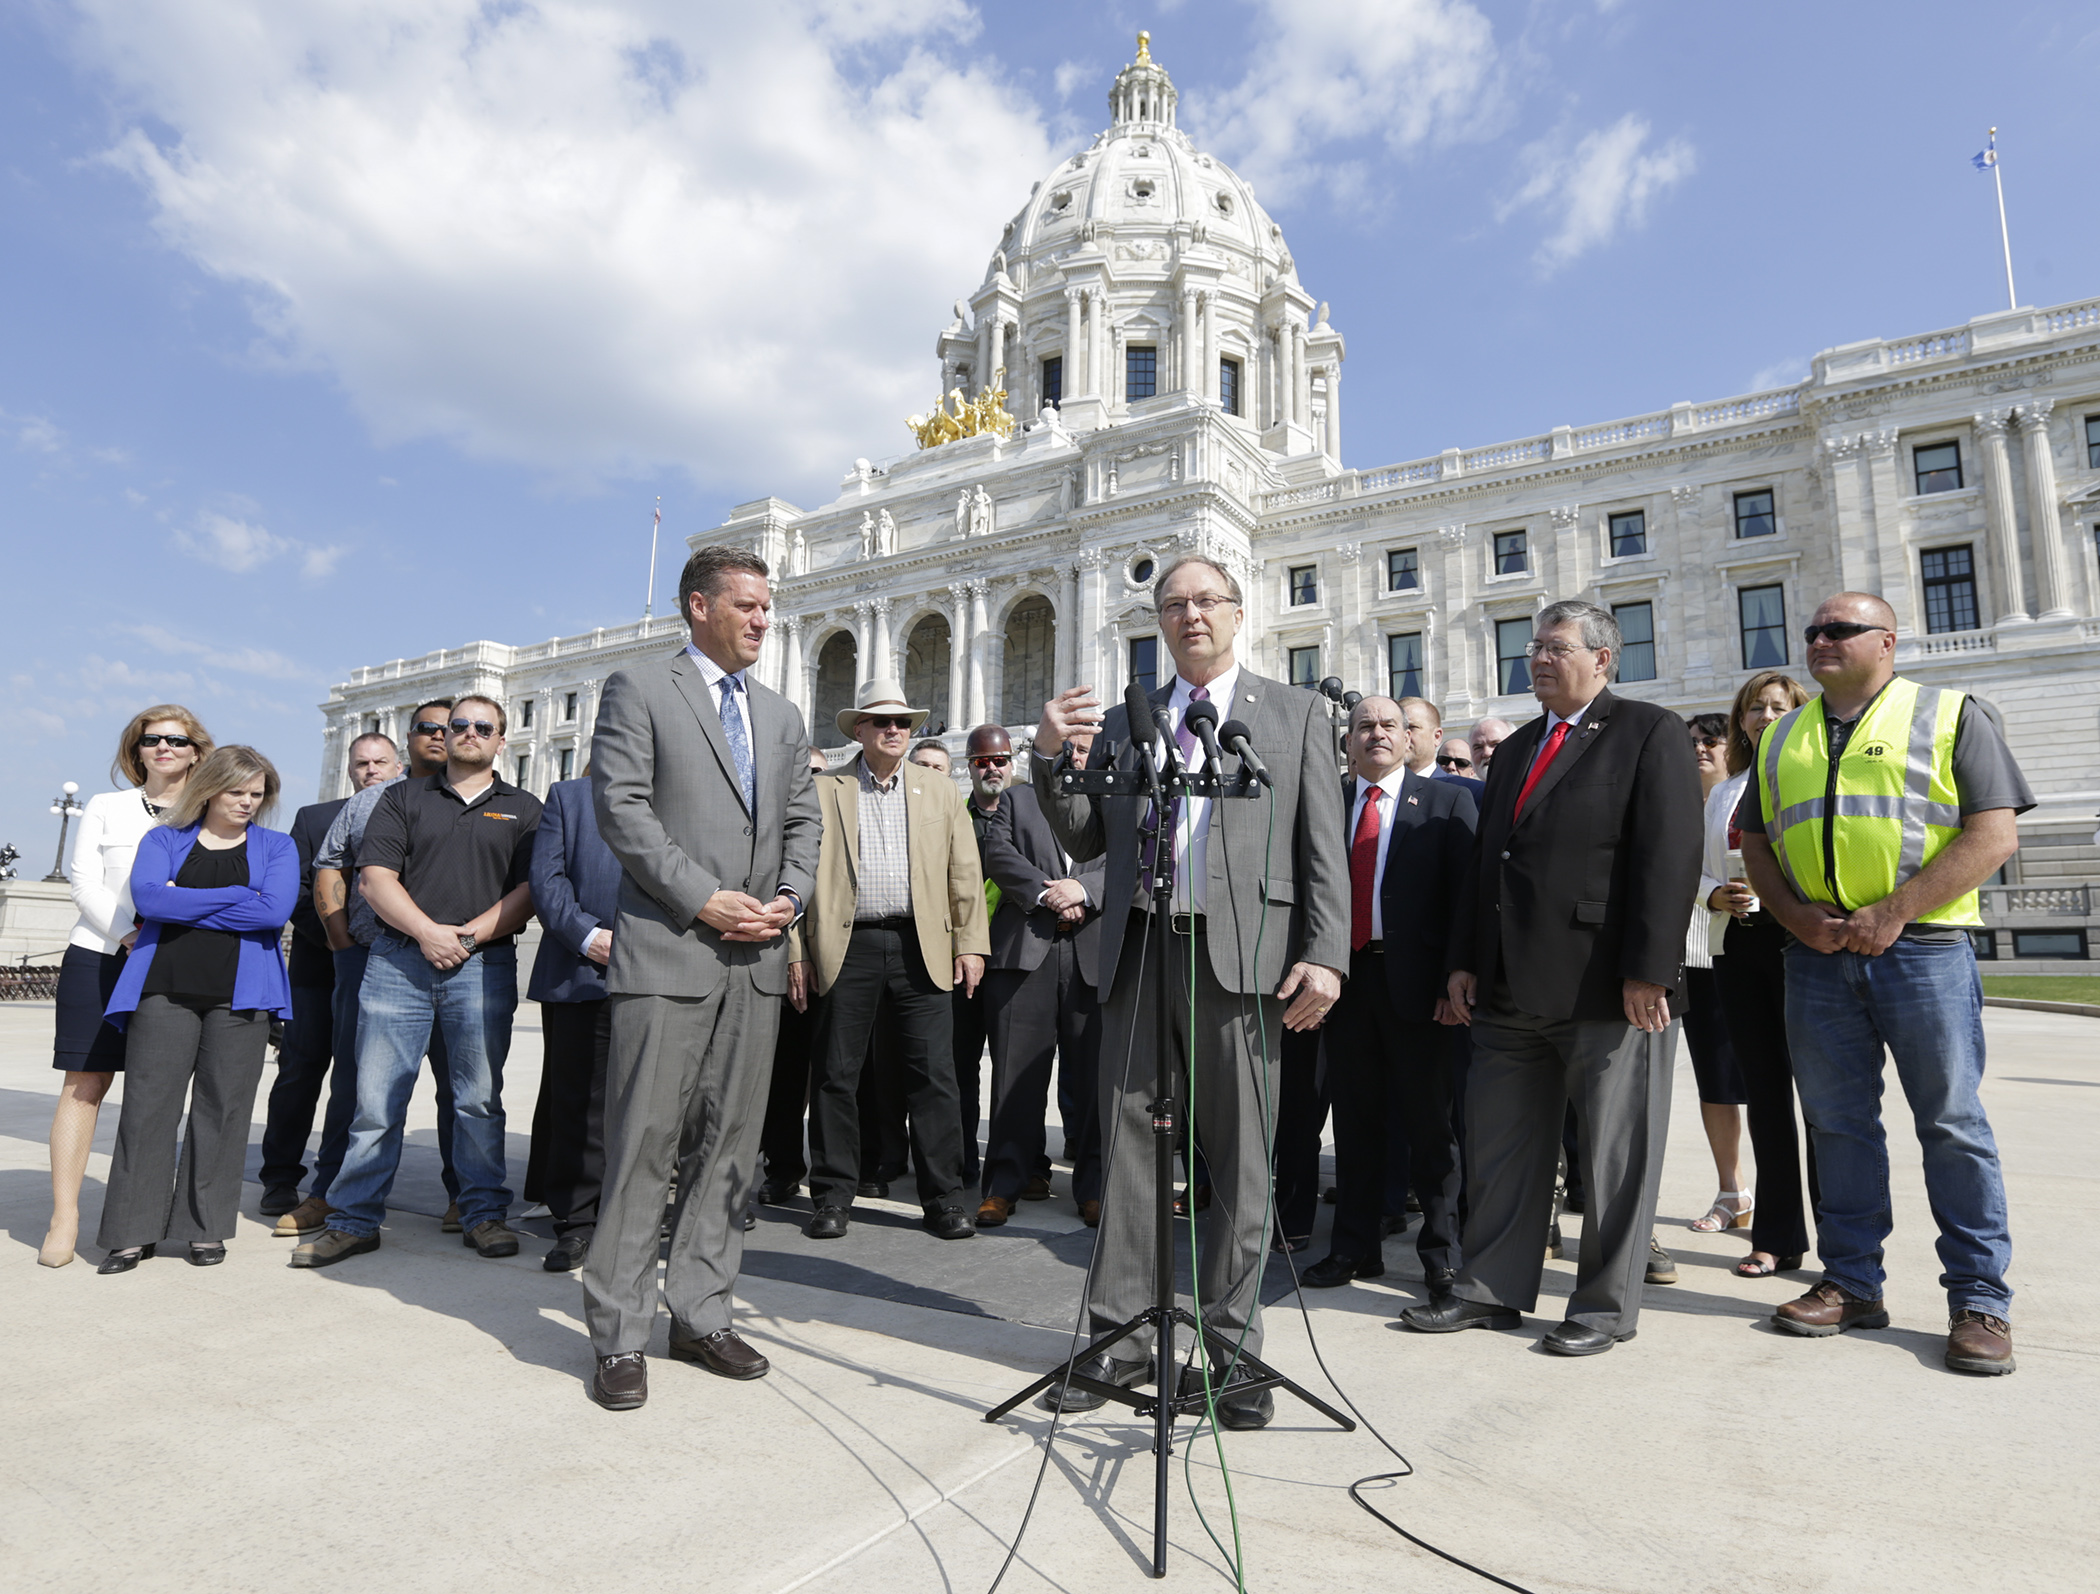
left=1151, top=554, right=1243, bottom=609
left=1534, top=599, right=1622, bottom=682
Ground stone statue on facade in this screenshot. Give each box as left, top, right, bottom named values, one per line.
left=789, top=527, right=807, bottom=575
left=876, top=509, right=898, bottom=556
left=859, top=512, right=875, bottom=560
left=954, top=489, right=970, bottom=541
left=969, top=485, right=995, bottom=539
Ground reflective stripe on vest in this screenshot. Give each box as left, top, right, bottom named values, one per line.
left=1756, top=677, right=1976, bottom=926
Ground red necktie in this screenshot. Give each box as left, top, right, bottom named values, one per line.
left=1513, top=721, right=1571, bottom=820
left=1349, top=787, right=1383, bottom=950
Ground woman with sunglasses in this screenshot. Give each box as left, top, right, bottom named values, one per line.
left=1699, top=670, right=1818, bottom=1278
left=40, top=705, right=214, bottom=1268
left=94, top=746, right=297, bottom=1273
left=1679, top=713, right=1752, bottom=1235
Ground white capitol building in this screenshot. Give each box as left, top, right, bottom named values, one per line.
left=322, top=38, right=2100, bottom=967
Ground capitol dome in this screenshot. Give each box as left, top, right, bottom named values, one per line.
left=936, top=32, right=1340, bottom=458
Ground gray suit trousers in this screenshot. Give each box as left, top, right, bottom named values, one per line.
left=1089, top=915, right=1283, bottom=1360
left=1453, top=998, right=1674, bottom=1335
left=582, top=972, right=780, bottom=1353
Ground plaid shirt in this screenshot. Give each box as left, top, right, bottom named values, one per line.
left=853, top=759, right=912, bottom=920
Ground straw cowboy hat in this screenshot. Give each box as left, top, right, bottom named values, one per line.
left=835, top=678, right=931, bottom=741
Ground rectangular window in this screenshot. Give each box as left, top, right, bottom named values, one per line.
left=1914, top=440, right=1963, bottom=494
left=1495, top=618, right=1533, bottom=695
left=1920, top=545, right=1980, bottom=634
left=1126, top=345, right=1157, bottom=401
left=1386, top=547, right=1419, bottom=591
left=520, top=699, right=534, bottom=729
left=2011, top=929, right=2087, bottom=960
left=1493, top=529, right=1528, bottom=575
left=1734, top=488, right=1776, bottom=539
left=564, top=692, right=578, bottom=722
left=2087, top=413, right=2100, bottom=470
left=1128, top=635, right=1158, bottom=695
left=1608, top=510, right=1647, bottom=558
left=1041, top=356, right=1063, bottom=409
left=1612, top=601, right=1657, bottom=682
left=1739, top=584, right=1788, bottom=668
left=1288, top=564, right=1318, bottom=606
left=1219, top=357, right=1241, bottom=416
left=558, top=747, right=574, bottom=783
left=514, top=756, right=528, bottom=787
left=1287, top=645, right=1320, bottom=689
left=1387, top=632, right=1423, bottom=699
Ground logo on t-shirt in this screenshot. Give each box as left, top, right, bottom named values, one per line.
left=482, top=811, right=519, bottom=822
left=1857, top=742, right=1890, bottom=761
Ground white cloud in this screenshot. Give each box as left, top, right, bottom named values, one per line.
left=10, top=412, right=67, bottom=454
left=174, top=507, right=292, bottom=573
left=1502, top=113, right=1695, bottom=273
left=300, top=544, right=348, bottom=581
left=124, top=624, right=311, bottom=681
left=1190, top=0, right=1503, bottom=204
left=68, top=0, right=1065, bottom=498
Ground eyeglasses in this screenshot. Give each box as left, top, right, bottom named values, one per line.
left=1802, top=622, right=1890, bottom=646
left=1435, top=754, right=1473, bottom=769
left=137, top=733, right=194, bottom=749
left=448, top=719, right=498, bottom=738
left=969, top=755, right=1012, bottom=768
left=859, top=716, right=914, bottom=731
left=1524, top=641, right=1595, bottom=662
left=1158, top=594, right=1235, bottom=620
left=410, top=721, right=450, bottom=737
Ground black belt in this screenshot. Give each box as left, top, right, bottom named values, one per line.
left=1353, top=941, right=1384, bottom=955
left=1126, top=908, right=1207, bottom=936
left=854, top=915, right=916, bottom=932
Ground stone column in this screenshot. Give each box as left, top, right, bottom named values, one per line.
left=2016, top=402, right=2070, bottom=619
left=1056, top=564, right=1080, bottom=692
left=1973, top=411, right=2028, bottom=624
left=1065, top=290, right=1083, bottom=398
left=974, top=316, right=989, bottom=398
left=990, top=319, right=1007, bottom=391
left=946, top=585, right=970, bottom=732
left=1323, top=365, right=1342, bottom=461
left=1202, top=292, right=1218, bottom=403
left=871, top=597, right=894, bottom=682
left=965, top=580, right=991, bottom=727
left=778, top=615, right=803, bottom=714
left=853, top=601, right=874, bottom=687
left=1179, top=287, right=1197, bottom=392
left=1293, top=322, right=1310, bottom=426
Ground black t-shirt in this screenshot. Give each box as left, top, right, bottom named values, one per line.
left=144, top=837, right=248, bottom=1003
left=357, top=772, right=542, bottom=940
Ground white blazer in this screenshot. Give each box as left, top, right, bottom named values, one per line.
left=1695, top=771, right=1753, bottom=963
left=67, top=789, right=164, bottom=955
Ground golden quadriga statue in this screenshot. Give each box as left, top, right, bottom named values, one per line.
left=908, top=368, right=1017, bottom=450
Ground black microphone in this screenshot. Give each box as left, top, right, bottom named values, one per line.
left=1182, top=697, right=1225, bottom=769
left=1319, top=676, right=1345, bottom=704
left=1151, top=705, right=1183, bottom=773
left=1218, top=718, right=1273, bottom=787
left=1124, top=682, right=1158, bottom=751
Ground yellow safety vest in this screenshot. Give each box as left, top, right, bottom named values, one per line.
left=1756, top=676, right=1978, bottom=927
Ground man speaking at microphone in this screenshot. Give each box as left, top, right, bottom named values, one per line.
left=1031, top=554, right=1348, bottom=1429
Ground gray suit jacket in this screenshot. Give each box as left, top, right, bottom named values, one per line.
left=1031, top=669, right=1349, bottom=997
left=590, top=647, right=821, bottom=999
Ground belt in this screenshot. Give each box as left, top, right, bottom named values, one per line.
left=1353, top=941, right=1384, bottom=955
left=853, top=915, right=916, bottom=932
left=1170, top=912, right=1206, bottom=936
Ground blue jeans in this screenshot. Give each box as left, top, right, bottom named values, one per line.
left=316, top=944, right=458, bottom=1201
left=326, top=935, right=514, bottom=1237
left=1783, top=937, right=2012, bottom=1314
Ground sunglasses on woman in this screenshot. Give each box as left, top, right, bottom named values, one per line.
left=138, top=733, right=195, bottom=749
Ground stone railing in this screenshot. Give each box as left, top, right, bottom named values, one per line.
left=1570, top=415, right=1671, bottom=451
left=340, top=618, right=684, bottom=689
left=1981, top=884, right=2092, bottom=918
left=2041, top=298, right=2100, bottom=336
left=1888, top=330, right=1970, bottom=365
left=1901, top=628, right=1996, bottom=659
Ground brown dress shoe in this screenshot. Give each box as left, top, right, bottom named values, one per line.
left=668, top=1327, right=770, bottom=1380
left=274, top=1196, right=334, bottom=1238
left=1080, top=1200, right=1101, bottom=1228
left=976, top=1195, right=1013, bottom=1227
left=591, top=1351, right=648, bottom=1410
left=1022, top=1174, right=1053, bottom=1201
left=1946, top=1310, right=2016, bottom=1375
left=1773, top=1280, right=1890, bottom=1338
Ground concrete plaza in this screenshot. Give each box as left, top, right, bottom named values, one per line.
left=1, top=999, right=2093, bottom=1594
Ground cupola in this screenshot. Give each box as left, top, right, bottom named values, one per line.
left=1108, top=31, right=1176, bottom=131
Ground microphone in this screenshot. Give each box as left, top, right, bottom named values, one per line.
left=1219, top=718, right=1273, bottom=787
left=1124, top=682, right=1158, bottom=751
left=1319, top=676, right=1345, bottom=704
left=1182, top=697, right=1225, bottom=769
left=1151, top=705, right=1183, bottom=772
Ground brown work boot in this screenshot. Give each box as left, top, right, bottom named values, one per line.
left=289, top=1228, right=380, bottom=1268
left=464, top=1219, right=522, bottom=1258
left=1946, top=1310, right=2016, bottom=1375
left=976, top=1195, right=1013, bottom=1227
left=441, top=1202, right=463, bottom=1233
left=274, top=1196, right=334, bottom=1238
left=1774, top=1280, right=1890, bottom=1338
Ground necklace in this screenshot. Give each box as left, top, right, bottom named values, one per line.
left=141, top=792, right=168, bottom=818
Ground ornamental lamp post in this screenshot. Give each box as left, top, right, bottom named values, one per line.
left=45, top=782, right=83, bottom=882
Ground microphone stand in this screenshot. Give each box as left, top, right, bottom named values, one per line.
left=985, top=710, right=1353, bottom=1580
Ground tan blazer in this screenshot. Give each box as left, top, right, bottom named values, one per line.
left=789, top=751, right=991, bottom=996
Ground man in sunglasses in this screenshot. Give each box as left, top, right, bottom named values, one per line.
left=1739, top=592, right=2030, bottom=1375
left=952, top=725, right=1015, bottom=1188
left=1432, top=735, right=1487, bottom=802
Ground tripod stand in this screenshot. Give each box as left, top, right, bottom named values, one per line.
left=985, top=745, right=1354, bottom=1579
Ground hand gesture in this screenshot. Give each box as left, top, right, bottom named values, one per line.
left=1035, top=685, right=1102, bottom=757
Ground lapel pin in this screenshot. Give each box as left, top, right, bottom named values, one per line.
left=1406, top=795, right=1419, bottom=806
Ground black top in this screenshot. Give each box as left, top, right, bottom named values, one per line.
left=143, top=838, right=248, bottom=1003
left=357, top=772, right=542, bottom=941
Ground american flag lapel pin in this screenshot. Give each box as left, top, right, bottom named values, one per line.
left=1407, top=795, right=1420, bottom=806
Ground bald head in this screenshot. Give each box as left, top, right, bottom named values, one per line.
left=1820, top=591, right=1898, bottom=631
left=1806, top=589, right=1899, bottom=707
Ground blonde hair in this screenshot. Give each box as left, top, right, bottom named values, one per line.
left=165, top=745, right=281, bottom=830
left=1726, top=671, right=1811, bottom=776
left=113, top=704, right=214, bottom=788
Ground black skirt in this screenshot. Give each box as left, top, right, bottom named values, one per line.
left=52, top=943, right=129, bottom=1072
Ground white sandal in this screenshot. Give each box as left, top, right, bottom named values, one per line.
left=1689, top=1191, right=1753, bottom=1232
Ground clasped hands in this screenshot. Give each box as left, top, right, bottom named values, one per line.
left=698, top=890, right=797, bottom=944
left=1788, top=898, right=1905, bottom=957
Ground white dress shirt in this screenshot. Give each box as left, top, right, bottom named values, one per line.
left=1156, top=664, right=1241, bottom=915
left=1524, top=698, right=1596, bottom=778
left=1346, top=765, right=1408, bottom=942
left=684, top=642, right=751, bottom=751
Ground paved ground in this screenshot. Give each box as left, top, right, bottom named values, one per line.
left=2, top=1000, right=2094, bottom=1594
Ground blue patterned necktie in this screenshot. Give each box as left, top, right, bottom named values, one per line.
left=719, top=676, right=756, bottom=813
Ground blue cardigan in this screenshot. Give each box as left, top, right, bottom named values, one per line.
left=106, top=822, right=298, bottom=1027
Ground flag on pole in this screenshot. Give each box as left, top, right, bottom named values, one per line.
left=1971, top=133, right=1997, bottom=171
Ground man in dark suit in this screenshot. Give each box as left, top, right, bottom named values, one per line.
left=1303, top=697, right=1477, bottom=1298
left=525, top=773, right=625, bottom=1273
left=974, top=769, right=1106, bottom=1227
left=758, top=750, right=834, bottom=1205
left=581, top=545, right=821, bottom=1411
left=1032, top=553, right=1349, bottom=1428
left=1402, top=600, right=1701, bottom=1357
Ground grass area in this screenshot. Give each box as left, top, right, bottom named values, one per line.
left=1982, top=975, right=2100, bottom=1006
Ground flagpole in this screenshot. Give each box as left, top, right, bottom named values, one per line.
left=643, top=497, right=661, bottom=625
left=1988, top=126, right=2016, bottom=310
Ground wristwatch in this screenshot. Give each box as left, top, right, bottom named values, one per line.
left=458, top=931, right=478, bottom=954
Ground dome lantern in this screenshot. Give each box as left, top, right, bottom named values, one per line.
left=1109, top=31, right=1176, bottom=130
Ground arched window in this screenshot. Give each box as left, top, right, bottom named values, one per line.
left=904, top=614, right=952, bottom=734
left=813, top=632, right=858, bottom=745
left=1001, top=596, right=1056, bottom=727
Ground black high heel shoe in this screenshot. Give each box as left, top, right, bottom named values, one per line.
left=97, top=1244, right=154, bottom=1275
left=186, top=1243, right=227, bottom=1267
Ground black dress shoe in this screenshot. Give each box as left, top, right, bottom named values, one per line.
left=1541, top=1320, right=1635, bottom=1357
left=1040, top=1353, right=1149, bottom=1413
left=259, top=1184, right=302, bottom=1218
left=1561, top=1187, right=1586, bottom=1215
left=96, top=1244, right=153, bottom=1275
left=805, top=1206, right=850, bottom=1240
left=543, top=1232, right=591, bottom=1273
left=756, top=1181, right=799, bottom=1206
left=855, top=1181, right=891, bottom=1200
left=185, top=1243, right=226, bottom=1267
left=924, top=1207, right=976, bottom=1241
left=1302, top=1252, right=1385, bottom=1288
left=1399, top=1296, right=1521, bottom=1333
left=742, top=1206, right=757, bottom=1232
left=1178, top=1362, right=1275, bottom=1430
left=591, top=1351, right=648, bottom=1410
left=668, top=1326, right=770, bottom=1380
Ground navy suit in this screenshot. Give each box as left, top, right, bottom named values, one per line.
left=259, top=797, right=348, bottom=1194
left=525, top=778, right=624, bottom=1237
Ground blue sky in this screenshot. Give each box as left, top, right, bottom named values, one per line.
left=4, top=0, right=2097, bottom=862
